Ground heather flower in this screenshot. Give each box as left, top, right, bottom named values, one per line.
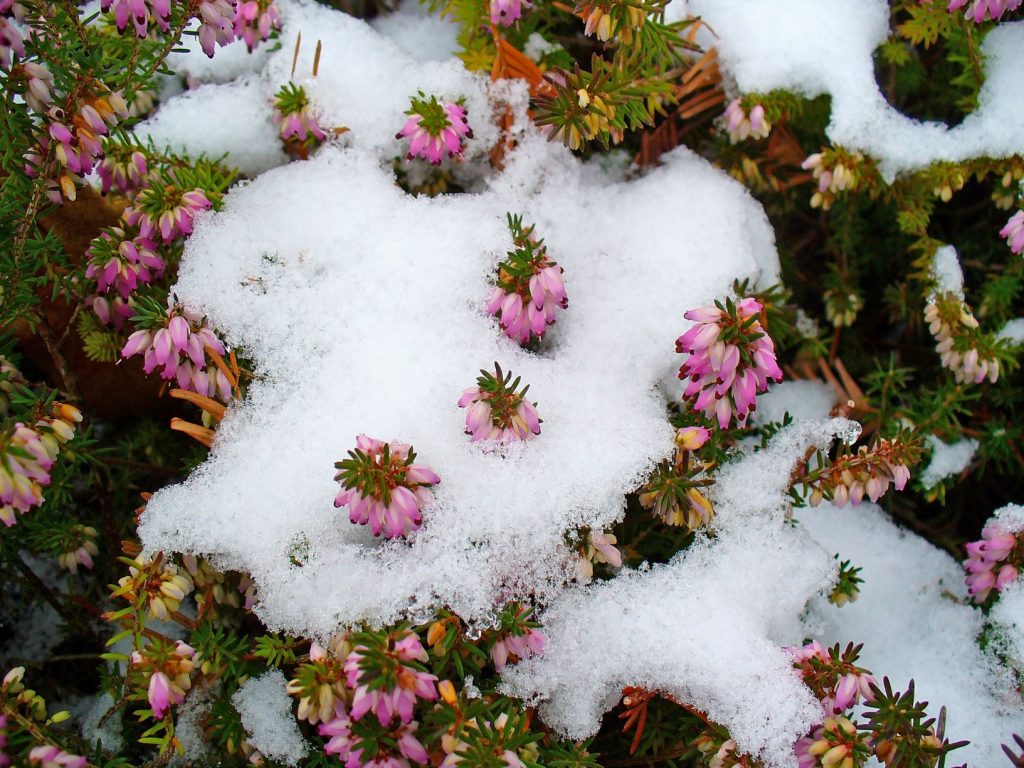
left=197, top=0, right=236, bottom=57
left=27, top=746, right=87, bottom=768
left=1000, top=210, right=1024, bottom=255
left=120, top=306, right=232, bottom=401
left=101, top=0, right=171, bottom=37
left=924, top=296, right=999, bottom=384
left=947, top=0, right=1021, bottom=21
left=801, top=151, right=865, bottom=210
left=112, top=553, right=194, bottom=621
left=803, top=432, right=917, bottom=509
left=90, top=294, right=134, bottom=329
left=20, top=61, right=54, bottom=113
left=344, top=632, right=438, bottom=726
left=123, top=185, right=212, bottom=243
left=458, top=363, right=541, bottom=444
left=0, top=17, right=24, bottom=71
left=579, top=530, right=622, bottom=580
left=787, top=641, right=875, bottom=716
left=334, top=435, right=440, bottom=538
left=576, top=0, right=646, bottom=43
left=490, top=0, right=530, bottom=26
left=676, top=296, right=783, bottom=429
left=287, top=642, right=349, bottom=725
left=320, top=703, right=429, bottom=768
left=396, top=93, right=473, bottom=165
left=57, top=525, right=99, bottom=574
left=674, top=426, right=710, bottom=452
left=273, top=82, right=327, bottom=154
left=490, top=625, right=545, bottom=671
left=723, top=98, right=771, bottom=143
left=964, top=520, right=1021, bottom=602
left=85, top=227, right=164, bottom=298
left=234, top=0, right=281, bottom=50
left=0, top=403, right=82, bottom=527
left=96, top=149, right=148, bottom=195
left=488, top=214, right=567, bottom=346
left=131, top=640, right=197, bottom=718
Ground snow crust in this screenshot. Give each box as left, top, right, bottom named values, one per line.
left=751, top=380, right=836, bottom=425
left=800, top=503, right=1024, bottom=767
left=998, top=317, right=1024, bottom=344
left=931, top=244, right=964, bottom=298
left=920, top=435, right=978, bottom=489
left=688, top=0, right=1024, bottom=179
left=233, top=671, right=308, bottom=765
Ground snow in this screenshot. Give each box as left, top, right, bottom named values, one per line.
left=920, top=435, right=978, bottom=489
left=990, top=580, right=1024, bottom=676
left=931, top=244, right=965, bottom=299
left=79, top=693, right=124, bottom=752
left=998, top=317, right=1024, bottom=345
left=687, top=0, right=1024, bottom=180
left=233, top=670, right=308, bottom=765
left=800, top=503, right=1024, bottom=767
left=751, top=380, right=837, bottom=425
left=371, top=2, right=460, bottom=63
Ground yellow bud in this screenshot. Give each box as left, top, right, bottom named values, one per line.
left=427, top=621, right=447, bottom=648
left=49, top=710, right=71, bottom=724
left=576, top=88, right=590, bottom=108
left=439, top=679, right=457, bottom=705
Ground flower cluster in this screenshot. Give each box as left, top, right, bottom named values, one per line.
left=458, top=364, right=541, bottom=444
left=576, top=0, right=646, bottom=43
left=676, top=296, right=783, bottom=430
left=121, top=306, right=233, bottom=401
left=124, top=185, right=212, bottom=243
left=723, top=98, right=771, bottom=143
left=57, top=525, right=99, bottom=573
left=287, top=641, right=349, bottom=725
left=488, top=605, right=545, bottom=671
left=25, top=92, right=129, bottom=203
left=397, top=93, right=473, bottom=165
left=801, top=151, right=865, bottom=210
left=85, top=227, right=165, bottom=299
left=27, top=747, right=87, bottom=768
left=131, top=639, right=197, bottom=719
left=947, top=0, right=1021, bottom=22
left=802, top=433, right=916, bottom=508
left=0, top=16, right=24, bottom=72
left=638, top=426, right=714, bottom=530
left=578, top=530, right=622, bottom=580
left=924, top=295, right=1000, bottom=384
left=1001, top=210, right=1024, bottom=255
left=101, top=0, right=171, bottom=37
left=96, top=148, right=148, bottom=195
left=197, top=0, right=237, bottom=56
left=0, top=403, right=82, bottom=528
left=788, top=642, right=875, bottom=716
left=345, top=633, right=438, bottom=724
left=487, top=214, right=568, bottom=346
left=490, top=0, right=530, bottom=26
left=334, top=435, right=440, bottom=538
left=234, top=0, right=281, bottom=51
left=964, top=520, right=1021, bottom=602
left=320, top=705, right=430, bottom=768
left=112, top=553, right=194, bottom=621
left=274, top=82, right=327, bottom=156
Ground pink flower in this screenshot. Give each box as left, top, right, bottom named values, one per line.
left=459, top=364, right=541, bottom=444
left=123, top=187, right=212, bottom=244
left=90, top=294, right=134, bottom=329
left=334, top=436, right=440, bottom=538
left=964, top=521, right=1020, bottom=602
left=947, top=0, right=1021, bottom=21
left=675, top=426, right=710, bottom=452
left=490, top=0, right=530, bottom=26
left=0, top=17, right=25, bottom=71
left=135, top=640, right=196, bottom=719
left=96, top=149, right=148, bottom=195
left=85, top=227, right=164, bottom=298
left=397, top=94, right=473, bottom=165
left=273, top=82, right=327, bottom=148
left=197, top=0, right=237, bottom=57
left=234, top=0, right=281, bottom=51
left=344, top=636, right=438, bottom=726
left=1000, top=210, right=1024, bottom=255
left=676, top=296, right=782, bottom=429
left=490, top=627, right=544, bottom=671
left=22, top=61, right=54, bottom=113
left=28, top=747, right=87, bottom=768
left=101, top=0, right=171, bottom=37
left=722, top=98, right=771, bottom=143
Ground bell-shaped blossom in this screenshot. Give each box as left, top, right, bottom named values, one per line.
left=458, top=364, right=541, bottom=444
left=85, top=227, right=164, bottom=298
left=197, top=0, right=237, bottom=57
left=0, top=17, right=25, bottom=71
left=676, top=296, right=782, bottom=429
left=948, top=0, right=1021, bottom=21
left=397, top=94, right=473, bottom=165
left=964, top=520, right=1020, bottom=602
left=273, top=82, right=327, bottom=152
left=96, top=149, right=148, bottom=195
left=124, top=186, right=212, bottom=244
left=234, top=0, right=281, bottom=50
left=723, top=98, right=771, bottom=143
left=27, top=746, right=87, bottom=768
left=490, top=0, right=530, bottom=26
left=344, top=635, right=438, bottom=726
left=101, top=0, right=171, bottom=37
left=1000, top=210, right=1024, bottom=255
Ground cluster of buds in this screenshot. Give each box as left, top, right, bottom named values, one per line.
left=123, top=185, right=212, bottom=243
left=964, top=519, right=1021, bottom=602
left=947, top=0, right=1021, bottom=22
left=121, top=305, right=233, bottom=401
left=924, top=295, right=1000, bottom=384
left=1001, top=210, right=1024, bottom=255
left=85, top=227, right=164, bottom=299
left=197, top=0, right=237, bottom=56
left=2, top=667, right=47, bottom=723
left=993, top=158, right=1023, bottom=209
left=334, top=435, right=440, bottom=538
left=801, top=432, right=916, bottom=508
left=692, top=732, right=741, bottom=768
left=823, top=287, right=863, bottom=329
left=344, top=632, right=438, bottom=725
left=801, top=150, right=865, bottom=210
left=274, top=83, right=327, bottom=157
left=722, top=98, right=771, bottom=143
left=57, top=525, right=99, bottom=574
left=112, top=553, right=194, bottom=621
left=578, top=530, right=622, bottom=580
left=576, top=0, right=646, bottom=43
left=0, top=15, right=24, bottom=72
left=788, top=642, right=875, bottom=716
left=486, top=603, right=545, bottom=671
left=829, top=559, right=863, bottom=607
left=130, top=639, right=197, bottom=719
left=795, top=716, right=869, bottom=768
left=234, top=0, right=281, bottom=50
left=101, top=0, right=171, bottom=36
left=0, top=403, right=82, bottom=527
left=439, top=708, right=536, bottom=768
left=638, top=426, right=714, bottom=531
left=490, top=0, right=530, bottom=26
left=931, top=165, right=964, bottom=202
left=91, top=294, right=134, bottom=329
left=397, top=94, right=473, bottom=165
left=182, top=554, right=247, bottom=621
left=458, top=364, right=541, bottom=444
left=28, top=747, right=87, bottom=768
left=487, top=215, right=567, bottom=346
left=96, top=148, right=148, bottom=195
left=25, top=93, right=129, bottom=203
left=677, top=297, right=783, bottom=430
left=287, top=641, right=349, bottom=725
left=320, top=704, right=429, bottom=768
left=11, top=61, right=54, bottom=114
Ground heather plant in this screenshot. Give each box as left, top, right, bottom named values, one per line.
left=1, top=0, right=1023, bottom=765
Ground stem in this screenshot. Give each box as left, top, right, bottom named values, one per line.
left=958, top=17, right=984, bottom=92
left=0, top=703, right=102, bottom=768
left=6, top=549, right=99, bottom=645
left=35, top=312, right=82, bottom=401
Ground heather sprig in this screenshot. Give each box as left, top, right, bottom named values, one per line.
left=458, top=363, right=541, bottom=444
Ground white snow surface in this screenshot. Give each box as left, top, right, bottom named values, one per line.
left=751, top=380, right=837, bottom=425
left=990, top=579, right=1024, bottom=676
left=931, top=244, right=965, bottom=299
left=687, top=0, right=1024, bottom=179
left=998, top=317, right=1024, bottom=345
left=233, top=671, right=308, bottom=765
left=920, top=435, right=978, bottom=489
left=800, top=503, right=1024, bottom=767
